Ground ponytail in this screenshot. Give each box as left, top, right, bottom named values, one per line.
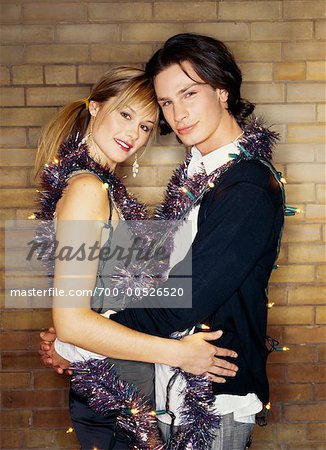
left=34, top=99, right=90, bottom=176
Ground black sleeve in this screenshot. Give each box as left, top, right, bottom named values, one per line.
left=111, top=182, right=275, bottom=337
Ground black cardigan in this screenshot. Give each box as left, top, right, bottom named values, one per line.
left=111, top=158, right=284, bottom=404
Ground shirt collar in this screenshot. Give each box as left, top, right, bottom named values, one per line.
left=190, top=141, right=240, bottom=176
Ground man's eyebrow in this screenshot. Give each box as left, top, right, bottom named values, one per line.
left=157, top=82, right=203, bottom=101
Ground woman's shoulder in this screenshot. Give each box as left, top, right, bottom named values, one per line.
left=56, top=172, right=110, bottom=220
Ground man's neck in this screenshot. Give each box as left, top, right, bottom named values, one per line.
left=197, top=116, right=243, bottom=156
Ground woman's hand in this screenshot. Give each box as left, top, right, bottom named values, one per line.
left=39, top=327, right=72, bottom=375
left=178, top=330, right=238, bottom=382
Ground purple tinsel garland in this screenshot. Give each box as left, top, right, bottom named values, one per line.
left=36, top=119, right=279, bottom=449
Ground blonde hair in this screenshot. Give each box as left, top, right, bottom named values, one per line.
left=35, top=66, right=159, bottom=175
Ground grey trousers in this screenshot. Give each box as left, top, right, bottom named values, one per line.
left=158, top=413, right=254, bottom=450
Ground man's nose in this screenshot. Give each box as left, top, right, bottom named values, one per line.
left=174, top=103, right=188, bottom=122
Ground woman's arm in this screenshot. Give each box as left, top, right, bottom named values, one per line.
left=52, top=174, right=236, bottom=375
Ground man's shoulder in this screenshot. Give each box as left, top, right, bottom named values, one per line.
left=220, top=158, right=276, bottom=190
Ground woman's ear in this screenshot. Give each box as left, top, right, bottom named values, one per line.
left=89, top=101, right=100, bottom=117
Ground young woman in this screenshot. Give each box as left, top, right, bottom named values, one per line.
left=35, top=67, right=237, bottom=449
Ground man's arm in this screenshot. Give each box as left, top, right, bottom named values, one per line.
left=112, top=182, right=276, bottom=336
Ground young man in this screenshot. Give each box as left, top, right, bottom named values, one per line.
left=41, top=34, right=284, bottom=449
left=108, top=34, right=284, bottom=448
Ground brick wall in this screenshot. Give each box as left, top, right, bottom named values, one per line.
left=0, top=1, right=325, bottom=449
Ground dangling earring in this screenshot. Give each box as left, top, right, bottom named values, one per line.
left=132, top=154, right=139, bottom=178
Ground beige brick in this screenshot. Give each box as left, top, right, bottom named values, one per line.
left=306, top=204, right=326, bottom=220
left=91, top=44, right=153, bottom=63
left=267, top=285, right=287, bottom=305
left=0, top=107, right=56, bottom=127
left=269, top=306, right=314, bottom=325
left=316, top=306, right=326, bottom=324
left=287, top=83, right=325, bottom=103
left=28, top=128, right=42, bottom=148
left=23, top=3, right=86, bottom=23
left=284, top=189, right=313, bottom=210
left=219, top=1, right=281, bottom=20
left=270, top=264, right=315, bottom=283
left=255, top=104, right=315, bottom=124
left=316, top=184, right=326, bottom=203
left=288, top=124, right=325, bottom=143
left=26, top=87, right=89, bottom=106
left=45, top=65, right=76, bottom=85
left=286, top=163, right=325, bottom=183
left=317, top=104, right=326, bottom=122
left=122, top=23, right=183, bottom=42
left=283, top=42, right=326, bottom=61
left=252, top=22, right=313, bottom=41
left=283, top=223, right=321, bottom=242
left=184, top=22, right=250, bottom=41
left=78, top=64, right=111, bottom=84
left=239, top=63, right=273, bottom=82
left=323, top=225, right=326, bottom=242
left=0, top=168, right=29, bottom=188
left=283, top=1, right=326, bottom=19
left=0, top=3, right=21, bottom=23
left=0, top=46, right=24, bottom=64
left=0, top=148, right=36, bottom=167
left=316, top=145, right=326, bottom=162
left=0, top=189, right=36, bottom=207
left=25, top=45, right=88, bottom=64
left=154, top=2, right=216, bottom=20
left=307, top=423, right=326, bottom=441
left=0, top=128, right=26, bottom=148
left=242, top=83, right=284, bottom=103
left=128, top=186, right=165, bottom=205
left=0, top=87, right=25, bottom=107
left=288, top=285, right=326, bottom=305
left=116, top=166, right=156, bottom=187
left=284, top=325, right=326, bottom=344
left=56, top=24, right=119, bottom=43
left=0, top=25, right=53, bottom=44
left=307, top=61, right=326, bottom=81
left=228, top=42, right=281, bottom=62
left=288, top=243, right=325, bottom=263
left=316, top=20, right=326, bottom=39
left=140, top=146, right=184, bottom=166
left=316, top=264, right=326, bottom=282
left=274, top=62, right=305, bottom=81
left=12, top=65, right=43, bottom=85
left=273, top=144, right=315, bottom=163
left=0, top=66, right=10, bottom=85
left=89, top=2, right=152, bottom=21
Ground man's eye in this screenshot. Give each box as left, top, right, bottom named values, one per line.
left=161, top=101, right=171, bottom=108
left=121, top=111, right=131, bottom=119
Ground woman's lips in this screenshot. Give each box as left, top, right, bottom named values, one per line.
left=176, top=122, right=197, bottom=135
left=114, top=138, right=133, bottom=152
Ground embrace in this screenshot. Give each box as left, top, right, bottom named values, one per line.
left=37, top=33, right=284, bottom=450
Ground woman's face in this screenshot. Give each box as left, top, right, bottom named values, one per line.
left=88, top=98, right=156, bottom=169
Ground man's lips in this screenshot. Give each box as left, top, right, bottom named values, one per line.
left=114, top=138, right=133, bottom=152
left=176, top=122, right=198, bottom=135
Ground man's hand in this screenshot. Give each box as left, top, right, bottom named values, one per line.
left=39, top=327, right=72, bottom=375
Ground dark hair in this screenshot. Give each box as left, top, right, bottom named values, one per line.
left=146, top=33, right=255, bottom=133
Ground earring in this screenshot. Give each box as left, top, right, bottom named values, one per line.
left=132, top=154, right=139, bottom=178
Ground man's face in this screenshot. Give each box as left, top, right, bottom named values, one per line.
left=154, top=61, right=229, bottom=154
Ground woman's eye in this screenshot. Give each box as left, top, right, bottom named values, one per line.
left=140, top=124, right=150, bottom=133
left=161, top=100, right=171, bottom=108
left=121, top=111, right=131, bottom=120
left=185, top=91, right=196, bottom=98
